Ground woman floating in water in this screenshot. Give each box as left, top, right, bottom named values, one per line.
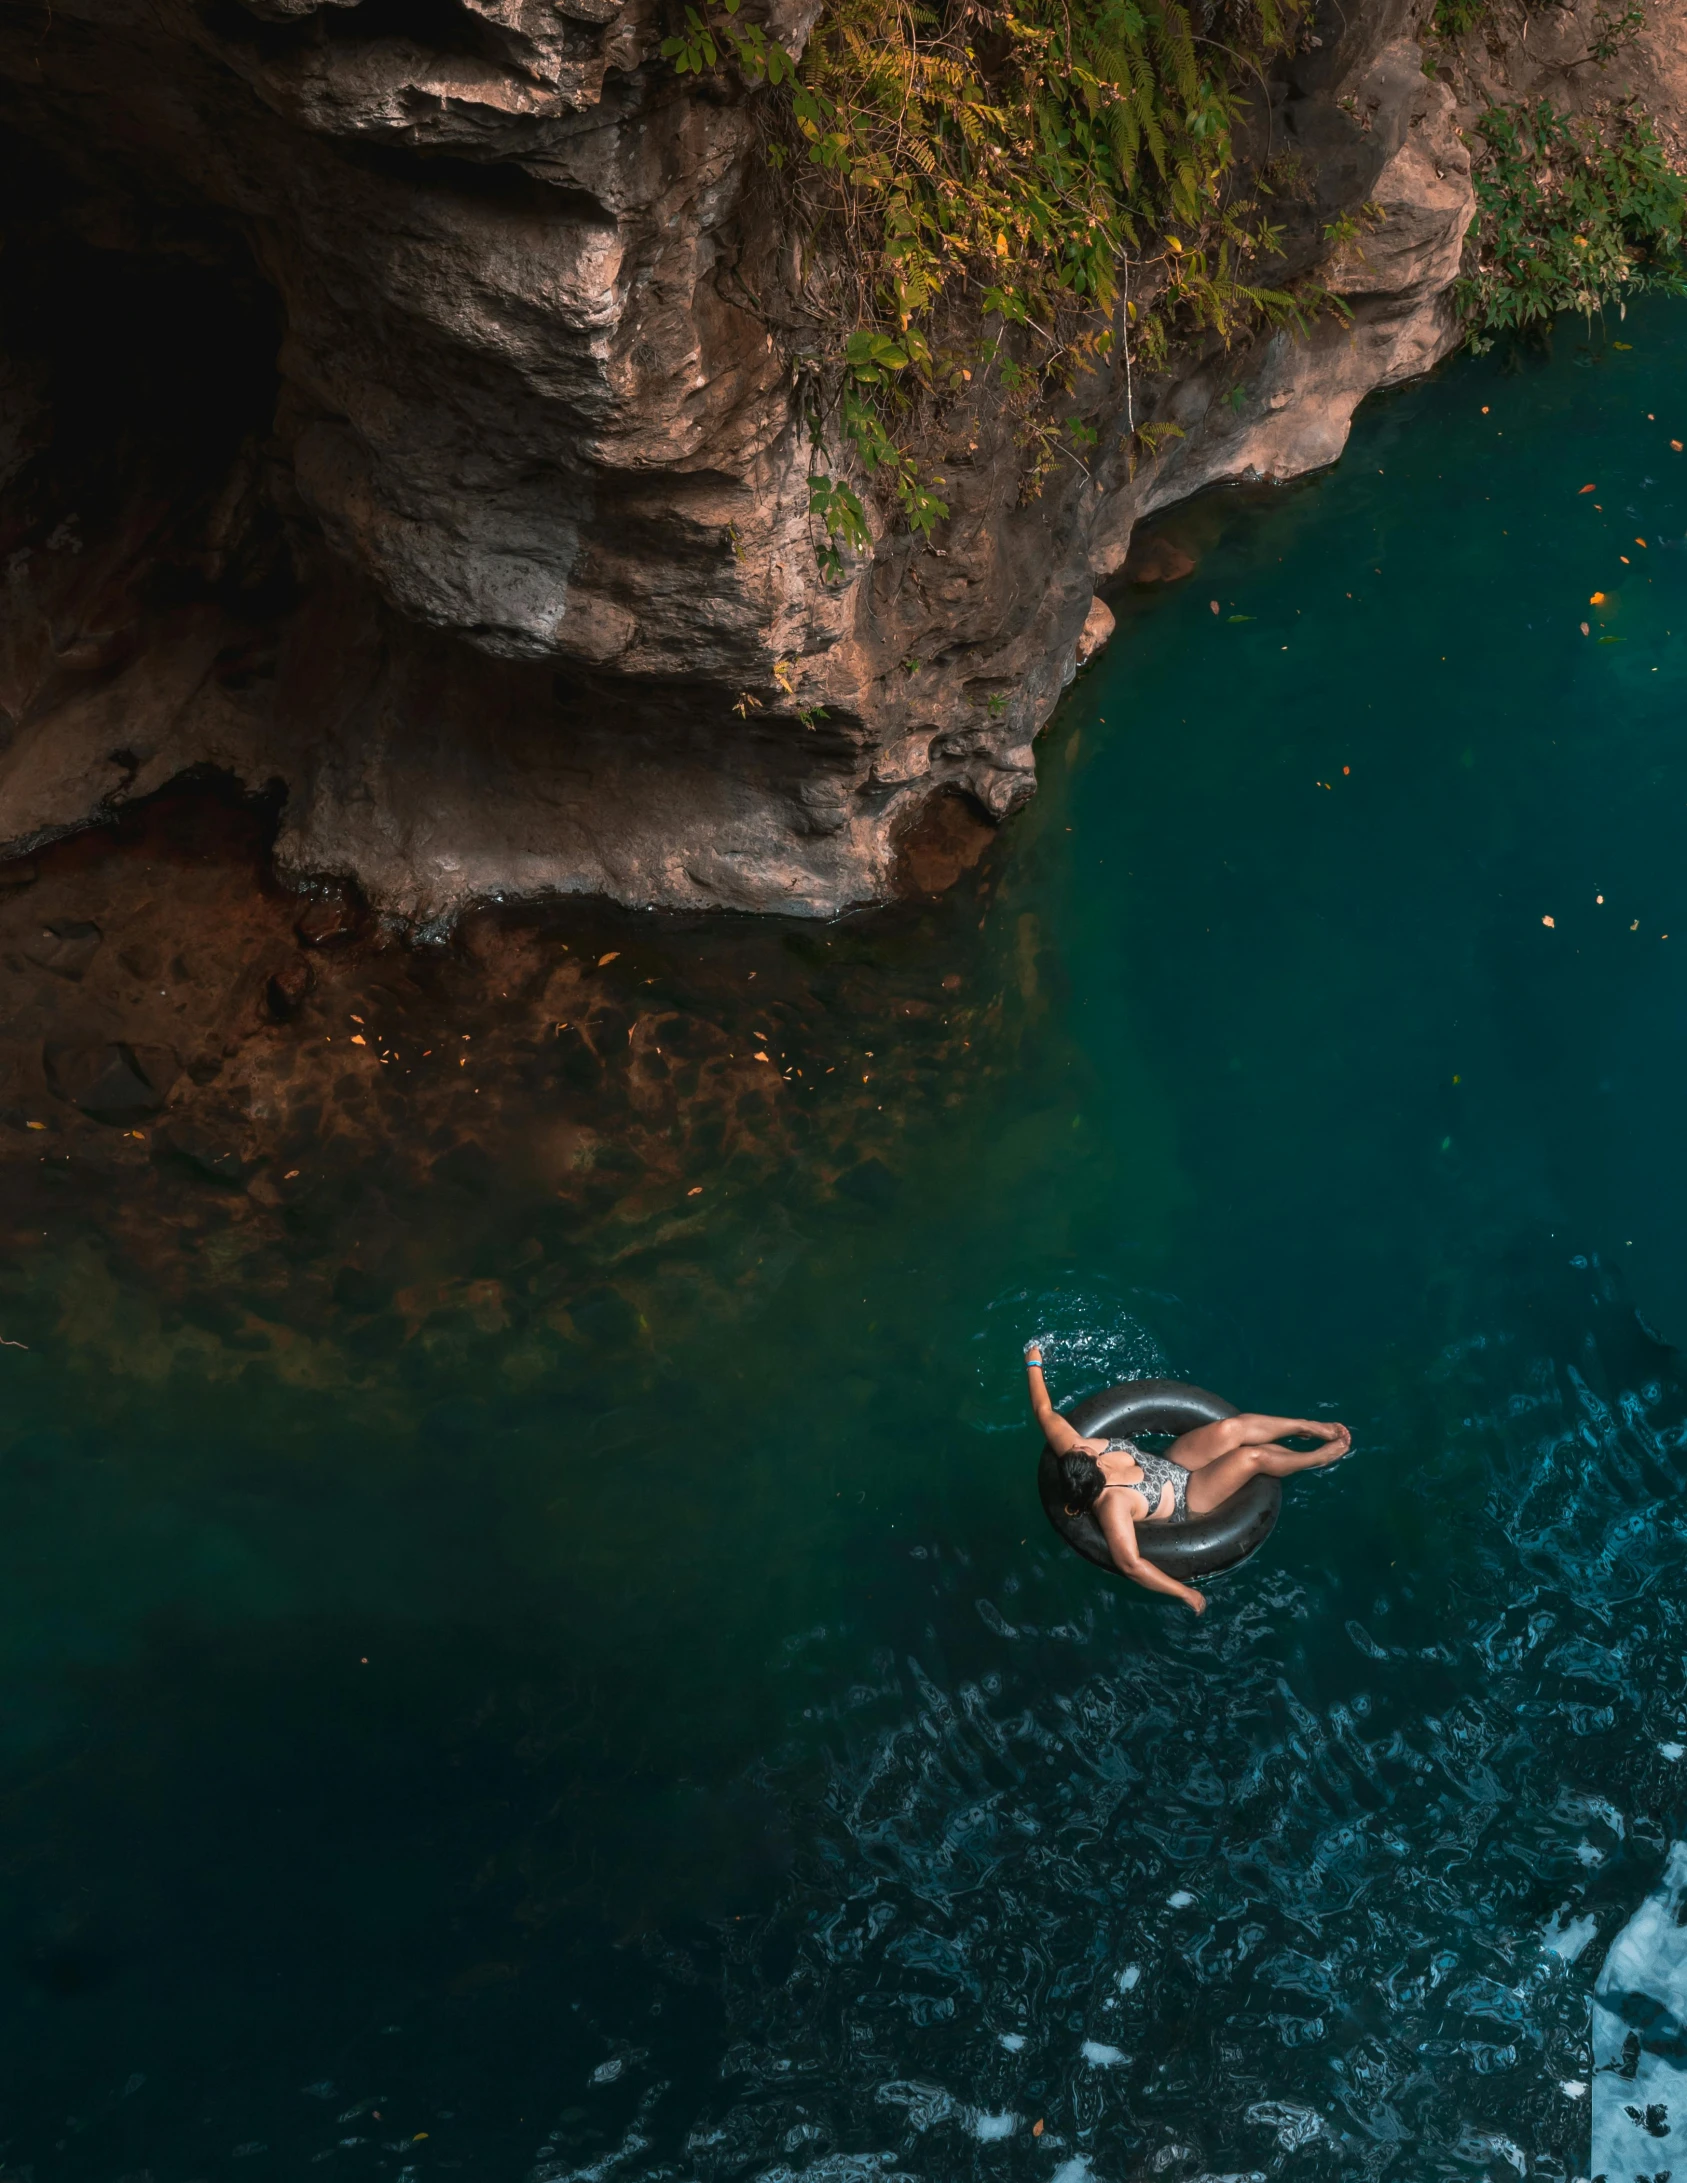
left=1023, top=1341, right=1351, bottom=1614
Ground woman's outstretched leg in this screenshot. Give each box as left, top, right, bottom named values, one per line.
left=1183, top=1428, right=1351, bottom=1517
left=1168, top=1413, right=1347, bottom=1471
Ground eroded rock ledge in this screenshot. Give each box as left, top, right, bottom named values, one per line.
left=0, top=0, right=1662, bottom=921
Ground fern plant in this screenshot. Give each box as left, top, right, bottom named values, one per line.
left=664, top=0, right=1315, bottom=569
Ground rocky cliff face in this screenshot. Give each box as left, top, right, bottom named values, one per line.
left=0, top=0, right=1657, bottom=922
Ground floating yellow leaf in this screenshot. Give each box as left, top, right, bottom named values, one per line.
left=1590, top=592, right=1606, bottom=605
left=1542, top=915, right=1555, bottom=928
left=598, top=951, right=619, bottom=966
left=1579, top=483, right=1596, bottom=494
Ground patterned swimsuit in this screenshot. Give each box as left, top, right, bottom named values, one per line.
left=1098, top=1437, right=1189, bottom=1521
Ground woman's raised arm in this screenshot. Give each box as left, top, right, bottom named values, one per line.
left=1023, top=1340, right=1086, bottom=1455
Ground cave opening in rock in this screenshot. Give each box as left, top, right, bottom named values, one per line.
left=0, top=130, right=291, bottom=622
left=200, top=0, right=493, bottom=64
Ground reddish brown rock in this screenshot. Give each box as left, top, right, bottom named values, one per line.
left=0, top=0, right=1674, bottom=924
left=25, top=919, right=103, bottom=980
left=266, top=958, right=316, bottom=1020
left=44, top=1038, right=179, bottom=1120
left=295, top=893, right=365, bottom=950
left=1075, top=598, right=1117, bottom=663
left=0, top=778, right=1009, bottom=1380
left=1124, top=537, right=1197, bottom=586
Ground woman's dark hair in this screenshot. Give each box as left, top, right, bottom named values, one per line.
left=1059, top=1448, right=1106, bottom=1515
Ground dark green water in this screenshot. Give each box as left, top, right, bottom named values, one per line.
left=7, top=305, right=1687, bottom=2183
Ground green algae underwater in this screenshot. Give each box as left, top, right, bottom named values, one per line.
left=7, top=304, right=1687, bottom=2182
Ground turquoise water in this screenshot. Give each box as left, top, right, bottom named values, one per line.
left=6, top=306, right=1687, bottom=2180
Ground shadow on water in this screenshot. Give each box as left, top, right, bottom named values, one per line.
left=7, top=302, right=1687, bottom=2178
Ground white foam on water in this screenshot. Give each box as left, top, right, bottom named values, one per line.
left=974, top=1291, right=1168, bottom=1427
left=1591, top=1838, right=1687, bottom=2181
left=972, top=2112, right=1018, bottom=2141
left=1118, top=1964, right=1141, bottom=1991
left=1049, top=2159, right=1091, bottom=2183
left=1543, top=1908, right=1599, bottom=1962
left=1244, top=2102, right=1323, bottom=2152
left=1167, top=1891, right=1195, bottom=1909
left=1080, top=2041, right=1125, bottom=2066
left=751, top=2159, right=911, bottom=2183
left=874, top=2082, right=961, bottom=2133
left=997, top=2033, right=1027, bottom=2052
left=1661, top=1742, right=1685, bottom=1761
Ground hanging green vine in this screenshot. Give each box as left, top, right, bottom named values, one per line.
left=663, top=0, right=1315, bottom=572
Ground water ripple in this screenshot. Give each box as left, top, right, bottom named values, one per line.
left=644, top=1278, right=1687, bottom=2180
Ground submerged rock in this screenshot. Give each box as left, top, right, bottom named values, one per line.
left=44, top=1038, right=178, bottom=1121
left=1591, top=1841, right=1687, bottom=2180
left=0, top=778, right=996, bottom=1385
left=25, top=919, right=102, bottom=980
left=1123, top=536, right=1197, bottom=587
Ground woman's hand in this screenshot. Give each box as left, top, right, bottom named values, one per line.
left=1184, top=1586, right=1207, bottom=1616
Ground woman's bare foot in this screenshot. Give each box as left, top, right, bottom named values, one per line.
left=1313, top=1423, right=1352, bottom=1464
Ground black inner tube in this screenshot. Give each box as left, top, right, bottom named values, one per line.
left=1037, top=1379, right=1281, bottom=1581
